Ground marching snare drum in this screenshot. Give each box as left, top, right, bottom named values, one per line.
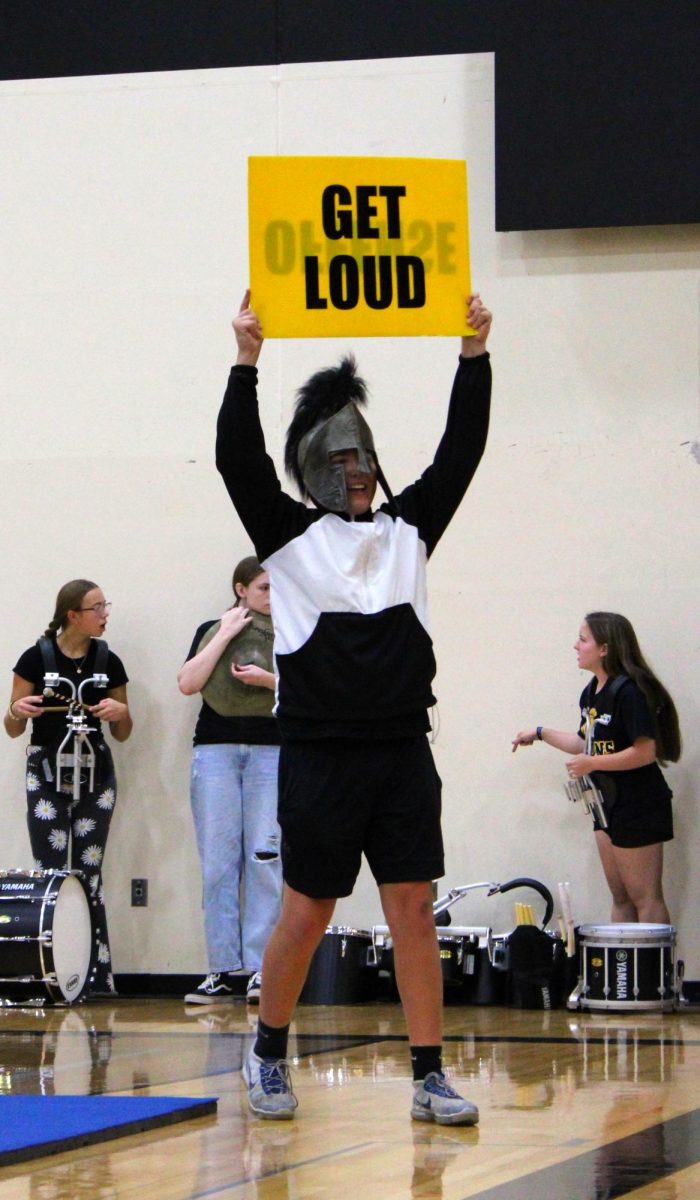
left=299, top=926, right=377, bottom=1005
left=576, top=923, right=676, bottom=1012
left=0, top=869, right=96, bottom=1005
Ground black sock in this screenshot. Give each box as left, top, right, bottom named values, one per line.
left=254, top=1017, right=290, bottom=1061
left=410, top=1045, right=442, bottom=1081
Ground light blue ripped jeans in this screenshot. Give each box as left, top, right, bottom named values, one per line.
left=190, top=743, right=282, bottom=974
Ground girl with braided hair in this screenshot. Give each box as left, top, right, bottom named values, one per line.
left=5, top=579, right=132, bottom=994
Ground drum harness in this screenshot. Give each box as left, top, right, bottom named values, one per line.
left=38, top=636, right=110, bottom=801
left=564, top=674, right=631, bottom=829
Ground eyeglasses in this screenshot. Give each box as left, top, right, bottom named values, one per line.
left=79, top=602, right=112, bottom=614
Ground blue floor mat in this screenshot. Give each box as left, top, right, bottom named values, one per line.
left=0, top=1095, right=217, bottom=1166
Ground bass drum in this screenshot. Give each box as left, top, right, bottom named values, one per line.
left=0, top=869, right=96, bottom=1006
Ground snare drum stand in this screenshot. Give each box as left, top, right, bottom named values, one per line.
left=43, top=671, right=109, bottom=801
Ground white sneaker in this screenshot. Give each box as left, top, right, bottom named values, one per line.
left=184, top=973, right=236, bottom=1005
left=242, top=1046, right=298, bottom=1120
left=411, top=1072, right=479, bottom=1126
left=246, top=972, right=262, bottom=1004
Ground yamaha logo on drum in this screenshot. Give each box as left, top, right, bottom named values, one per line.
left=615, top=950, right=629, bottom=1000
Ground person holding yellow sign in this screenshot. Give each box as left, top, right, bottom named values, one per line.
left=216, top=288, right=491, bottom=1123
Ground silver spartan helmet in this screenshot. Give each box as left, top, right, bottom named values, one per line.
left=296, top=402, right=377, bottom=514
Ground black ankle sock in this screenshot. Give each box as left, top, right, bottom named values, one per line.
left=410, top=1045, right=442, bottom=1081
left=254, top=1017, right=290, bottom=1061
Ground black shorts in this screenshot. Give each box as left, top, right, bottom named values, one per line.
left=278, top=736, right=444, bottom=899
left=593, top=790, right=674, bottom=849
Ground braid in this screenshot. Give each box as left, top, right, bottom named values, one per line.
left=43, top=579, right=99, bottom=640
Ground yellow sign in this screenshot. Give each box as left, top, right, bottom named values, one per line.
left=248, top=156, right=471, bottom=338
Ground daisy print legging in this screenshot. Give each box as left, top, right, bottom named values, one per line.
left=25, top=741, right=117, bottom=994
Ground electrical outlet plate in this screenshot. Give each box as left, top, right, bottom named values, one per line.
left=131, top=878, right=148, bottom=907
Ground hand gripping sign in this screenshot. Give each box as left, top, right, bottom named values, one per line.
left=248, top=156, right=472, bottom=338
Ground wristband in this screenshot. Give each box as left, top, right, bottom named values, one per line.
left=8, top=702, right=23, bottom=722
left=536, top=726, right=543, bottom=741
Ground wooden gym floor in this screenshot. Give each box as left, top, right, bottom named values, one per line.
left=0, top=997, right=698, bottom=1199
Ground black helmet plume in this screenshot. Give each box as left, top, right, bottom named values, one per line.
left=284, top=355, right=368, bottom=498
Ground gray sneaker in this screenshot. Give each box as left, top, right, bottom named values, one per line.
left=411, top=1072, right=479, bottom=1126
left=242, top=1046, right=298, bottom=1120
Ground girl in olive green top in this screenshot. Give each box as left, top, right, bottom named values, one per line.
left=178, top=557, right=281, bottom=1005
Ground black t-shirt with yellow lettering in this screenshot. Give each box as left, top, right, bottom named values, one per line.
left=578, top=675, right=673, bottom=812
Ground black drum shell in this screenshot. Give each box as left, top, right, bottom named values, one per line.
left=578, top=923, right=676, bottom=1011
left=300, top=927, right=377, bottom=1004
left=0, top=870, right=95, bottom=1005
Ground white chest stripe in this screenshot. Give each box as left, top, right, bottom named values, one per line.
left=266, top=512, right=430, bottom=656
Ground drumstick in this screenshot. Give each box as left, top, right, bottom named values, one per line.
left=558, top=881, right=576, bottom=957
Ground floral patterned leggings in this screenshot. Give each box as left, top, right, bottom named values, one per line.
left=25, top=741, right=117, bottom=994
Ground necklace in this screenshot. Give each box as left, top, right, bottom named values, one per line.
left=57, top=639, right=90, bottom=674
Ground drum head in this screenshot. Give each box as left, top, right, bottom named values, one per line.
left=52, top=875, right=93, bottom=1001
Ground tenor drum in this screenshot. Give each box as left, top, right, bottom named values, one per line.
left=576, top=923, right=676, bottom=1012
left=0, top=870, right=95, bottom=1006
left=299, top=926, right=377, bottom=1004
left=371, top=925, right=495, bottom=1001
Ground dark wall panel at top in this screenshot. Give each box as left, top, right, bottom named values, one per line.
left=276, top=1, right=497, bottom=64
left=495, top=1, right=700, bottom=230
left=0, top=0, right=279, bottom=80
left=0, top=0, right=497, bottom=81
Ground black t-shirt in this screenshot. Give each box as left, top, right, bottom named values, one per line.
left=578, top=675, right=672, bottom=807
left=13, top=637, right=129, bottom=747
left=185, top=621, right=280, bottom=747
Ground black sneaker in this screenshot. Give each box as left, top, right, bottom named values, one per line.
left=246, top=971, right=262, bottom=1004
left=184, top=973, right=236, bottom=1005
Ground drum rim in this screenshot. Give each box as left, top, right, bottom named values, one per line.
left=325, top=925, right=371, bottom=937
left=579, top=922, right=675, bottom=940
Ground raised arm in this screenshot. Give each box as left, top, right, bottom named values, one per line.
left=216, top=292, right=310, bottom=562
left=390, top=293, right=492, bottom=555
left=178, top=607, right=252, bottom=695
left=461, top=293, right=492, bottom=358
left=233, top=289, right=264, bottom=367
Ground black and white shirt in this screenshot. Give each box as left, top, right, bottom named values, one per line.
left=216, top=355, right=491, bottom=740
